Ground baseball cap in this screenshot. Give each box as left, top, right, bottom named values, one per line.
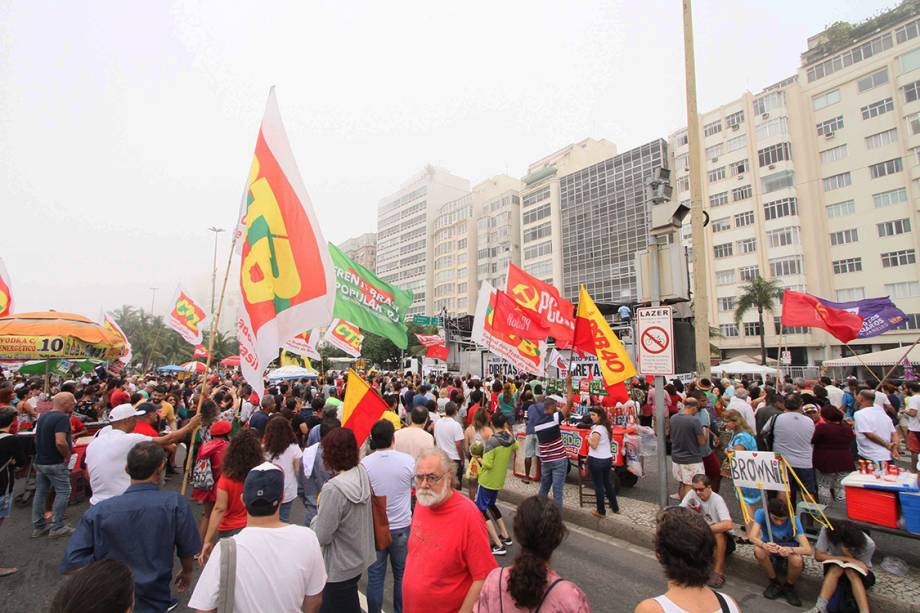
left=546, top=394, right=564, bottom=404
left=109, top=403, right=146, bottom=422
left=210, top=420, right=232, bottom=436
left=243, top=462, right=284, bottom=515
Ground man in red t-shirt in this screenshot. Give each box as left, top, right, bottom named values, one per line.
left=132, top=404, right=160, bottom=438
left=402, top=448, right=496, bottom=613
left=109, top=380, right=131, bottom=410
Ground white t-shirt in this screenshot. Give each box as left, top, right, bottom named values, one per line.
left=86, top=427, right=152, bottom=505
left=874, top=390, right=891, bottom=409
left=728, top=396, right=755, bottom=432
left=394, top=427, right=434, bottom=460
left=588, top=425, right=612, bottom=459
left=239, top=401, right=255, bottom=424
left=907, top=395, right=920, bottom=432
left=679, top=490, right=733, bottom=530
left=433, top=417, right=465, bottom=461
left=267, top=443, right=301, bottom=503
left=361, top=449, right=415, bottom=530
left=188, top=525, right=326, bottom=613
left=825, top=385, right=845, bottom=410
left=855, top=406, right=896, bottom=461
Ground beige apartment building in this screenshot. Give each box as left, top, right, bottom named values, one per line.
left=670, top=3, right=920, bottom=364
left=337, top=232, right=377, bottom=272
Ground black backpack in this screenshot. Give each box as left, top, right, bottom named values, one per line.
left=757, top=414, right=778, bottom=451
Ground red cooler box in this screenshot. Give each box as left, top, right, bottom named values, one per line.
left=845, top=487, right=898, bottom=528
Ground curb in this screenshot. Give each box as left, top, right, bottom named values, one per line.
left=500, top=487, right=917, bottom=613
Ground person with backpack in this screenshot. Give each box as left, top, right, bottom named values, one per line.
left=476, top=412, right=519, bottom=556
left=0, top=406, right=26, bottom=577
left=191, top=419, right=232, bottom=540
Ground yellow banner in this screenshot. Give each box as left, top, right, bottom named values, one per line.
left=0, top=334, right=122, bottom=361
left=576, top=286, right=636, bottom=387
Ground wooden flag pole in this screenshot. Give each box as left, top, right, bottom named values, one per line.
left=874, top=335, right=920, bottom=390
left=843, top=343, right=883, bottom=386
left=180, top=227, right=242, bottom=496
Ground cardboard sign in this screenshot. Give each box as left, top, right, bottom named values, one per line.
left=728, top=450, right=787, bottom=492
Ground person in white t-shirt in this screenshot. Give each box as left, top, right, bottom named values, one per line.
left=188, top=462, right=326, bottom=613
left=86, top=403, right=200, bottom=505
left=727, top=389, right=755, bottom=435
left=903, top=382, right=920, bottom=473
left=854, top=390, right=899, bottom=462
left=262, top=416, right=302, bottom=524
left=679, top=474, right=735, bottom=588
left=361, top=420, right=414, bottom=613
left=433, top=401, right=466, bottom=488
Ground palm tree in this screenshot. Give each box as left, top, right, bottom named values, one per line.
left=734, top=275, right=783, bottom=365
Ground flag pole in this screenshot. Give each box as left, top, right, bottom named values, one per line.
left=180, top=221, right=243, bottom=495
left=873, top=335, right=920, bottom=390
left=843, top=343, right=883, bottom=386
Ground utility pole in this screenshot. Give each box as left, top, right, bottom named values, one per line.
left=149, top=287, right=158, bottom=316
left=208, top=226, right=225, bottom=314
left=682, top=0, right=711, bottom=378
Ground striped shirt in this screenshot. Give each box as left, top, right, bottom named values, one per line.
left=534, top=411, right=566, bottom=462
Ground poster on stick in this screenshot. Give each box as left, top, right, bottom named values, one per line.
left=728, top=450, right=787, bottom=492
left=472, top=282, right=546, bottom=377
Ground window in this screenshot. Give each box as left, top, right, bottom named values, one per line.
left=902, top=47, right=920, bottom=73
left=869, top=158, right=902, bottom=178
left=877, top=218, right=911, bottom=236
left=720, top=324, right=739, bottom=337
left=762, top=170, right=794, bottom=193
left=726, top=111, right=744, bottom=128
left=457, top=238, right=467, bottom=250
left=766, top=226, right=800, bottom=248
left=711, top=217, right=731, bottom=232
left=817, top=116, right=844, bottom=136
left=857, top=68, right=888, bottom=93
left=730, top=159, right=749, bottom=176
left=881, top=249, right=917, bottom=267
left=908, top=112, right=920, bottom=135
left=732, top=185, right=752, bottom=201
left=833, top=258, right=862, bottom=274
left=763, top=197, right=798, bottom=220
left=753, top=91, right=785, bottom=115
left=770, top=255, right=803, bottom=277
left=812, top=89, right=840, bottom=110
left=705, top=143, right=723, bottom=159
left=676, top=131, right=688, bottom=147
left=823, top=172, right=851, bottom=191
left=525, top=260, right=553, bottom=279
left=715, top=270, right=735, bottom=285
left=522, top=186, right=550, bottom=208
left=739, top=265, right=759, bottom=281
left=756, top=117, right=789, bottom=140
left=836, top=288, right=866, bottom=302
left=734, top=211, right=755, bottom=227
left=523, top=222, right=552, bottom=243
left=886, top=281, right=920, bottom=298
left=704, top=120, right=722, bottom=137
left=713, top=243, right=733, bottom=258
left=708, top=166, right=726, bottom=182
left=873, top=187, right=907, bottom=208
left=522, top=203, right=551, bottom=225
left=675, top=153, right=688, bottom=170
left=903, top=79, right=920, bottom=103
left=806, top=33, right=893, bottom=82
left=726, top=135, right=747, bottom=152
left=826, top=200, right=855, bottom=218
left=865, top=128, right=898, bottom=149
left=524, top=240, right=552, bottom=260
left=709, top=192, right=728, bottom=207
left=830, top=228, right=858, bottom=245
left=774, top=317, right=808, bottom=335
left=737, top=238, right=757, bottom=254
left=744, top=322, right=762, bottom=337
left=861, top=98, right=894, bottom=120
left=718, top=297, right=736, bottom=312
left=758, top=142, right=792, bottom=167
left=820, top=144, right=847, bottom=164
left=677, top=176, right=689, bottom=192
left=900, top=313, right=920, bottom=329
left=896, top=19, right=920, bottom=44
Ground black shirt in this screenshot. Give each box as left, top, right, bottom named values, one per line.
left=0, top=433, right=27, bottom=494
left=35, top=411, right=72, bottom=465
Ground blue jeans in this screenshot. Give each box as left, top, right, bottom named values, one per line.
left=366, top=526, right=409, bottom=613
left=279, top=500, right=294, bottom=523
left=538, top=459, right=567, bottom=510
left=33, top=463, right=71, bottom=531
left=587, top=456, right=619, bottom=515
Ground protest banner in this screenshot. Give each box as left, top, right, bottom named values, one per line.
left=472, top=282, right=546, bottom=377
left=505, top=263, right=575, bottom=347
left=572, top=285, right=636, bottom=393
left=728, top=450, right=787, bottom=491
left=283, top=329, right=321, bottom=360
left=323, top=319, right=363, bottom=357
left=167, top=287, right=210, bottom=346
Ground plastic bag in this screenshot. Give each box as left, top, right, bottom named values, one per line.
left=625, top=433, right=644, bottom=477
left=879, top=556, right=908, bottom=577
left=637, top=426, right=657, bottom=457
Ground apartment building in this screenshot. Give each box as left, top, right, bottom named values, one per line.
left=669, top=2, right=920, bottom=363
left=375, top=166, right=470, bottom=317
left=337, top=232, right=377, bottom=272
left=432, top=192, right=473, bottom=315
left=474, top=175, right=523, bottom=295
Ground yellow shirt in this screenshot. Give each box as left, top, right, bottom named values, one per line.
left=158, top=401, right=176, bottom=424
left=380, top=410, right=402, bottom=431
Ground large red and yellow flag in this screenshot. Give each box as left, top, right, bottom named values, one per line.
left=167, top=287, right=210, bottom=346
left=505, top=263, right=575, bottom=347
left=572, top=285, right=636, bottom=393
left=238, top=88, right=335, bottom=399
left=0, top=258, right=13, bottom=319
left=342, top=369, right=388, bottom=447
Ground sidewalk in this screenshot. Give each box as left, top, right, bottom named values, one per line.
left=499, top=473, right=920, bottom=613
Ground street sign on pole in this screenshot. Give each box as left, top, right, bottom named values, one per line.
left=637, top=306, right=675, bottom=376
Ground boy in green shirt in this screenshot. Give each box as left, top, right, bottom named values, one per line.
left=475, top=412, right=520, bottom=556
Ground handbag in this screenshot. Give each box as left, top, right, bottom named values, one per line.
left=367, top=467, right=391, bottom=551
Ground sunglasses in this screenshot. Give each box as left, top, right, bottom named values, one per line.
left=414, top=473, right=445, bottom=485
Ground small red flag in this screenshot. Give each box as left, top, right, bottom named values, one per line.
left=342, top=369, right=389, bottom=447
left=491, top=290, right=551, bottom=340
left=426, top=343, right=449, bottom=361
left=781, top=289, right=863, bottom=343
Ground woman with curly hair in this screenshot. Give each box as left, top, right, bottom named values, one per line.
left=634, top=507, right=740, bottom=613
left=474, top=495, right=589, bottom=612
left=197, top=428, right=263, bottom=565
left=263, top=415, right=302, bottom=523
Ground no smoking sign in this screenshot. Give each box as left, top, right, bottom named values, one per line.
left=637, top=306, right=675, bottom=376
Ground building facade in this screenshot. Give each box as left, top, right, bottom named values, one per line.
left=337, top=232, right=377, bottom=272
left=670, top=2, right=920, bottom=364
left=432, top=192, right=474, bottom=315
left=474, top=175, right=523, bottom=295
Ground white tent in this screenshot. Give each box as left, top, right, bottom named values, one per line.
left=267, top=365, right=319, bottom=381
left=822, top=344, right=920, bottom=367
left=711, top=360, right=777, bottom=376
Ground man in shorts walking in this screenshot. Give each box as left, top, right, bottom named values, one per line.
left=669, top=398, right=706, bottom=500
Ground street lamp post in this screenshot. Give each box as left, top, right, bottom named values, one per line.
left=208, top=227, right=225, bottom=314
left=149, top=287, right=158, bottom=316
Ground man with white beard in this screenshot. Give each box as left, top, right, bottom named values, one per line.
left=400, top=448, right=497, bottom=613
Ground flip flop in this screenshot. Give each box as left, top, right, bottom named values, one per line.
left=0, top=568, right=17, bottom=577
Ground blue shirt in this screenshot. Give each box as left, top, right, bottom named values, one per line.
left=35, top=411, right=71, bottom=465
left=61, top=483, right=202, bottom=613
left=754, top=508, right=804, bottom=545
left=526, top=402, right=545, bottom=435
left=307, top=422, right=323, bottom=446
left=248, top=410, right=269, bottom=436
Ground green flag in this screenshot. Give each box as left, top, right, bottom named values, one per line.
left=328, top=244, right=413, bottom=348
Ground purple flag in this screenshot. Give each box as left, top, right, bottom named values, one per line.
left=816, top=296, right=907, bottom=338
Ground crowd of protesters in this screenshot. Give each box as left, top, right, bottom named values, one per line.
left=0, top=364, right=915, bottom=612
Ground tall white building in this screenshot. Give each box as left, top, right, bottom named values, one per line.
left=474, top=175, right=523, bottom=294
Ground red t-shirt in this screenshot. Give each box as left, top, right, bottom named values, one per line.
left=132, top=421, right=159, bottom=437
left=216, top=475, right=247, bottom=531
left=109, top=389, right=131, bottom=408
left=403, top=491, right=497, bottom=613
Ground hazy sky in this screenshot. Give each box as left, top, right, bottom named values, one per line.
left=0, top=0, right=897, bottom=323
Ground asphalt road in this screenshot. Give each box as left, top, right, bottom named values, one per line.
left=1, top=472, right=807, bottom=613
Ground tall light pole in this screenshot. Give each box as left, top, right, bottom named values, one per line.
left=682, top=0, right=712, bottom=378
left=208, top=227, right=225, bottom=314
left=149, top=287, right=158, bottom=316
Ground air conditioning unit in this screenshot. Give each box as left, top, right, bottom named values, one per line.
left=762, top=113, right=770, bottom=120
left=737, top=174, right=745, bottom=180
left=711, top=157, right=719, bottom=163
left=769, top=164, right=776, bottom=170
left=825, top=132, right=835, bottom=140
left=732, top=124, right=741, bottom=131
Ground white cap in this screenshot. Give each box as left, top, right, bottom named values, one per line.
left=546, top=394, right=564, bottom=404
left=109, top=403, right=146, bottom=422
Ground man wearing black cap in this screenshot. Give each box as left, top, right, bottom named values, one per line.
left=189, top=462, right=326, bottom=613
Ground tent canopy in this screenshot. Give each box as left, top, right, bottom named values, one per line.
left=711, top=360, right=777, bottom=376
left=267, top=365, right=319, bottom=381
left=823, top=345, right=920, bottom=367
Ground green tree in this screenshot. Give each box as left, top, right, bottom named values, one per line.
left=734, top=276, right=784, bottom=365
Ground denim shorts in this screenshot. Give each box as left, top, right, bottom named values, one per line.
left=0, top=493, right=12, bottom=519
